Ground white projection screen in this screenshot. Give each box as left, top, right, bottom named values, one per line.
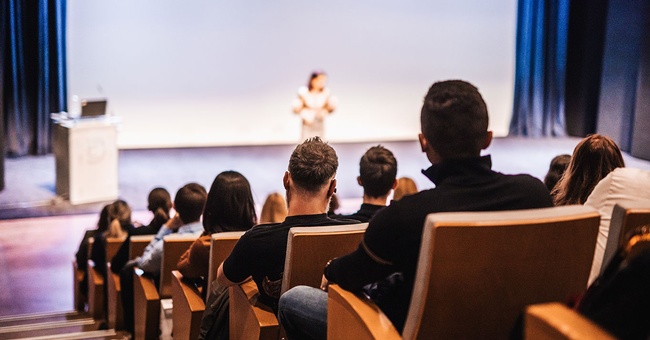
left=67, top=1, right=517, bottom=149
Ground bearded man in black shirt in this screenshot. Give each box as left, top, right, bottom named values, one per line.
left=278, top=80, right=553, bottom=340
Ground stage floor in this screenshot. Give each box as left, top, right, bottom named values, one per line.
left=2, top=137, right=650, bottom=220
left=1, top=137, right=650, bottom=316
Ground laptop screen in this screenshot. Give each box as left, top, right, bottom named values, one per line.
left=80, top=99, right=107, bottom=118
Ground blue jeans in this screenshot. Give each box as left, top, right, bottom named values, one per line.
left=278, top=286, right=328, bottom=340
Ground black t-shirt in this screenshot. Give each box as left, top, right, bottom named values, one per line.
left=334, top=203, right=386, bottom=223
left=222, top=213, right=359, bottom=310
left=325, top=155, right=553, bottom=332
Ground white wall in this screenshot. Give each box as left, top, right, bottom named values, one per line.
left=67, top=0, right=517, bottom=149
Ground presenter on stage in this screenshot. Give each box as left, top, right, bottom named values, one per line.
left=292, top=71, right=337, bottom=140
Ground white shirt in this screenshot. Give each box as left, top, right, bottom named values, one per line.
left=584, top=167, right=650, bottom=285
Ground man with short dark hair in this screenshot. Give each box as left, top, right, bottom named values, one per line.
left=121, top=183, right=207, bottom=334
left=334, top=145, right=398, bottom=222
left=216, top=137, right=359, bottom=312
left=278, top=80, right=553, bottom=340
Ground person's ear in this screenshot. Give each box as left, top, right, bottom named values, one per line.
left=418, top=133, right=428, bottom=152
left=391, top=179, right=398, bottom=190
left=327, top=179, right=337, bottom=198
left=283, top=171, right=290, bottom=190
left=482, top=131, right=493, bottom=150
left=357, top=176, right=362, bottom=186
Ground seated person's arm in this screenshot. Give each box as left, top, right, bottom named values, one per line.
left=325, top=206, right=401, bottom=291
left=216, top=261, right=251, bottom=287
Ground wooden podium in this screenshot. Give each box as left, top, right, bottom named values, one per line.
left=53, top=119, right=118, bottom=205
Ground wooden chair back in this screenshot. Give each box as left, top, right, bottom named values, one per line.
left=105, top=237, right=124, bottom=262
left=600, top=200, right=650, bottom=276
left=129, top=235, right=155, bottom=260
left=159, top=234, right=198, bottom=298
left=206, top=231, right=246, bottom=297
left=525, top=302, right=616, bottom=340
left=402, top=205, right=600, bottom=339
left=281, top=223, right=368, bottom=295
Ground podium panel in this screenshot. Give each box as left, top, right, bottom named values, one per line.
left=53, top=121, right=118, bottom=205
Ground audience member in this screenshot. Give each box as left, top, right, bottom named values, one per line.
left=393, top=177, right=418, bottom=201
left=333, top=145, right=397, bottom=222
left=552, top=134, right=624, bottom=206
left=584, top=167, right=650, bottom=285
left=543, top=154, right=571, bottom=191
left=178, top=171, right=257, bottom=280
left=278, top=80, right=553, bottom=339
left=111, top=187, right=172, bottom=274
left=259, top=192, right=288, bottom=223
left=191, top=172, right=258, bottom=339
left=577, top=225, right=650, bottom=339
left=215, top=137, right=358, bottom=313
left=89, top=200, right=132, bottom=280
left=75, top=204, right=110, bottom=297
left=120, top=183, right=207, bottom=335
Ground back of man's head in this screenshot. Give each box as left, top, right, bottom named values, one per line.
left=420, top=80, right=489, bottom=159
left=288, top=137, right=338, bottom=193
left=174, top=183, right=208, bottom=224
left=359, top=146, right=397, bottom=198
left=148, top=187, right=172, bottom=214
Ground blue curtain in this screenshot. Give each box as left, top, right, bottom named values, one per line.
left=2, top=0, right=66, bottom=156
left=510, top=0, right=569, bottom=137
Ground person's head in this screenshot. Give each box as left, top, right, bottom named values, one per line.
left=419, top=80, right=491, bottom=163
left=393, top=177, right=418, bottom=201
left=147, top=187, right=172, bottom=215
left=284, top=137, right=338, bottom=206
left=259, top=192, right=288, bottom=224
left=104, top=200, right=132, bottom=238
left=97, top=204, right=111, bottom=233
left=308, top=71, right=328, bottom=92
left=544, top=154, right=571, bottom=191
left=358, top=145, right=398, bottom=198
left=552, top=134, right=625, bottom=205
left=202, top=171, right=257, bottom=233
left=174, top=183, right=208, bottom=224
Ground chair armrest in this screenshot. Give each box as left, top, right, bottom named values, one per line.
left=229, top=280, right=279, bottom=340
left=172, top=270, right=205, bottom=340
left=327, top=284, right=400, bottom=340
left=525, top=302, right=616, bottom=340
left=133, top=268, right=161, bottom=340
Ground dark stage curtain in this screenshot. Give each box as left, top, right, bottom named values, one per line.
left=2, top=0, right=66, bottom=157
left=510, top=0, right=569, bottom=137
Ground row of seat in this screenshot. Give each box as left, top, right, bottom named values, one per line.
left=74, top=201, right=650, bottom=339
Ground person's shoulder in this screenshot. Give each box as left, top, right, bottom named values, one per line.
left=297, top=86, right=309, bottom=95
left=328, top=217, right=363, bottom=225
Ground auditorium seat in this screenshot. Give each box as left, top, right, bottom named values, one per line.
left=87, top=237, right=124, bottom=321
left=524, top=302, right=615, bottom=340
left=171, top=231, right=244, bottom=340
left=73, top=230, right=96, bottom=312
left=229, top=223, right=368, bottom=340
left=106, top=234, right=155, bottom=330
left=599, top=200, right=650, bottom=277
left=133, top=234, right=197, bottom=340
left=327, top=206, right=600, bottom=339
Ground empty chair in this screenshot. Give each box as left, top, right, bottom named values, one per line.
left=524, top=302, right=615, bottom=340
left=171, top=231, right=244, bottom=340
left=229, top=223, right=367, bottom=340
left=327, top=206, right=600, bottom=339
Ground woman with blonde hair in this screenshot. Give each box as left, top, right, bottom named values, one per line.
left=552, top=134, right=625, bottom=206
left=393, top=177, right=418, bottom=201
left=260, top=192, right=288, bottom=223
left=90, top=200, right=133, bottom=278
